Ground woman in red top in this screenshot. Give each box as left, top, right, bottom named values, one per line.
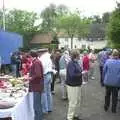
left=82, top=51, right=90, bottom=83
left=21, top=53, right=33, bottom=76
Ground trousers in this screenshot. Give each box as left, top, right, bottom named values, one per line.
left=33, top=92, right=43, bottom=120
left=67, top=85, right=81, bottom=120
left=100, top=66, right=104, bottom=86
left=104, top=86, right=119, bottom=112
left=41, top=73, right=53, bottom=113
left=60, top=69, right=67, bottom=98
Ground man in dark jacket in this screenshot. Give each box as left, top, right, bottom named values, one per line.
left=66, top=50, right=82, bottom=120
left=29, top=51, right=44, bottom=120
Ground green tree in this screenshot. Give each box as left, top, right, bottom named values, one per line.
left=41, top=4, right=57, bottom=33
left=57, top=13, right=80, bottom=49
left=57, top=13, right=90, bottom=49
left=77, top=17, right=91, bottom=40
left=107, top=2, right=120, bottom=48
left=56, top=4, right=68, bottom=16
left=5, top=9, right=39, bottom=48
left=102, top=12, right=111, bottom=23
left=92, top=15, right=102, bottom=24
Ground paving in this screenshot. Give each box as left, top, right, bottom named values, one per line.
left=45, top=63, right=120, bottom=120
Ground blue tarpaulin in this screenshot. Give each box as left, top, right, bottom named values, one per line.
left=0, top=31, right=23, bottom=64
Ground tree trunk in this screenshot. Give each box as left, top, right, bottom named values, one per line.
left=71, top=35, right=74, bottom=49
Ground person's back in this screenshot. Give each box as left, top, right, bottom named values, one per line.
left=11, top=54, right=17, bottom=65
left=66, top=60, right=82, bottom=86
left=98, top=51, right=105, bottom=66
left=59, top=56, right=66, bottom=70
left=103, top=50, right=120, bottom=113
left=29, top=58, right=44, bottom=92
left=39, top=52, right=52, bottom=75
left=29, top=51, right=44, bottom=120
left=104, top=59, right=120, bottom=87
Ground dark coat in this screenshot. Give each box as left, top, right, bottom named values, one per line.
left=29, top=58, right=44, bottom=92
left=66, top=60, right=82, bottom=86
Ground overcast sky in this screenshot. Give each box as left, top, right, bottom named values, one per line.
left=0, top=0, right=119, bottom=16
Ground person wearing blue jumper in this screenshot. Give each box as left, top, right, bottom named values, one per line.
left=66, top=50, right=82, bottom=120
left=103, top=50, right=120, bottom=113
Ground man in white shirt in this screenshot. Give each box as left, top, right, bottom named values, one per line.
left=39, top=49, right=53, bottom=113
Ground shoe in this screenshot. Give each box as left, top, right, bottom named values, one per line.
left=82, top=81, right=88, bottom=85
left=104, top=105, right=108, bottom=112
left=51, top=91, right=55, bottom=95
left=62, top=97, right=68, bottom=100
left=73, top=116, right=83, bottom=120
left=91, top=77, right=95, bottom=80
left=48, top=111, right=52, bottom=113
left=43, top=112, right=48, bottom=115
left=101, top=83, right=104, bottom=87
left=112, top=108, right=116, bottom=113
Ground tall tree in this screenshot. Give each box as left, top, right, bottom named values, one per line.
left=102, top=12, right=111, bottom=23
left=107, top=2, right=120, bottom=48
left=56, top=4, right=68, bottom=16
left=77, top=17, right=91, bottom=40
left=41, top=4, right=57, bottom=33
left=5, top=9, right=39, bottom=48
left=58, top=13, right=80, bottom=49
left=92, top=15, right=102, bottom=24
left=57, top=13, right=90, bottom=49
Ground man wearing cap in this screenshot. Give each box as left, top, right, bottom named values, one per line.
left=29, top=51, right=44, bottom=120
left=39, top=49, right=53, bottom=113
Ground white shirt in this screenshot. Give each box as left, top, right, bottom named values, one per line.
left=39, top=52, right=53, bottom=75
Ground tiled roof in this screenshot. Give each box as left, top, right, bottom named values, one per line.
left=30, top=33, right=53, bottom=44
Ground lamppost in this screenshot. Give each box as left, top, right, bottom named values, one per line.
left=2, top=0, right=5, bottom=31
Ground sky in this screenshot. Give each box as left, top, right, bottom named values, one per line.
left=0, top=0, right=119, bottom=16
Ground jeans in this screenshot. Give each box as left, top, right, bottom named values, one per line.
left=33, top=92, right=43, bottom=120
left=11, top=64, right=17, bottom=77
left=60, top=69, right=67, bottom=98
left=41, top=73, right=53, bottom=113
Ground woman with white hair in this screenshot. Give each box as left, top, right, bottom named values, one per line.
left=89, top=49, right=96, bottom=80
left=59, top=50, right=71, bottom=100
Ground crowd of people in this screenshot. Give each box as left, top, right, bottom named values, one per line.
left=0, top=47, right=120, bottom=120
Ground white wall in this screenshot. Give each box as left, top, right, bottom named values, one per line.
left=58, top=37, right=107, bottom=49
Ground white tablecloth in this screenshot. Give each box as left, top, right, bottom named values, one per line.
left=0, top=93, right=34, bottom=120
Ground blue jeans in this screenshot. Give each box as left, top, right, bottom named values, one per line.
left=41, top=73, right=53, bottom=113
left=33, top=92, right=43, bottom=120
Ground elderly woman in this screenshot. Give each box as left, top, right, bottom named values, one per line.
left=59, top=50, right=71, bottom=100
left=82, top=51, right=90, bottom=83
left=89, top=49, right=96, bottom=80
left=66, top=50, right=82, bottom=120
left=103, top=50, right=120, bottom=113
